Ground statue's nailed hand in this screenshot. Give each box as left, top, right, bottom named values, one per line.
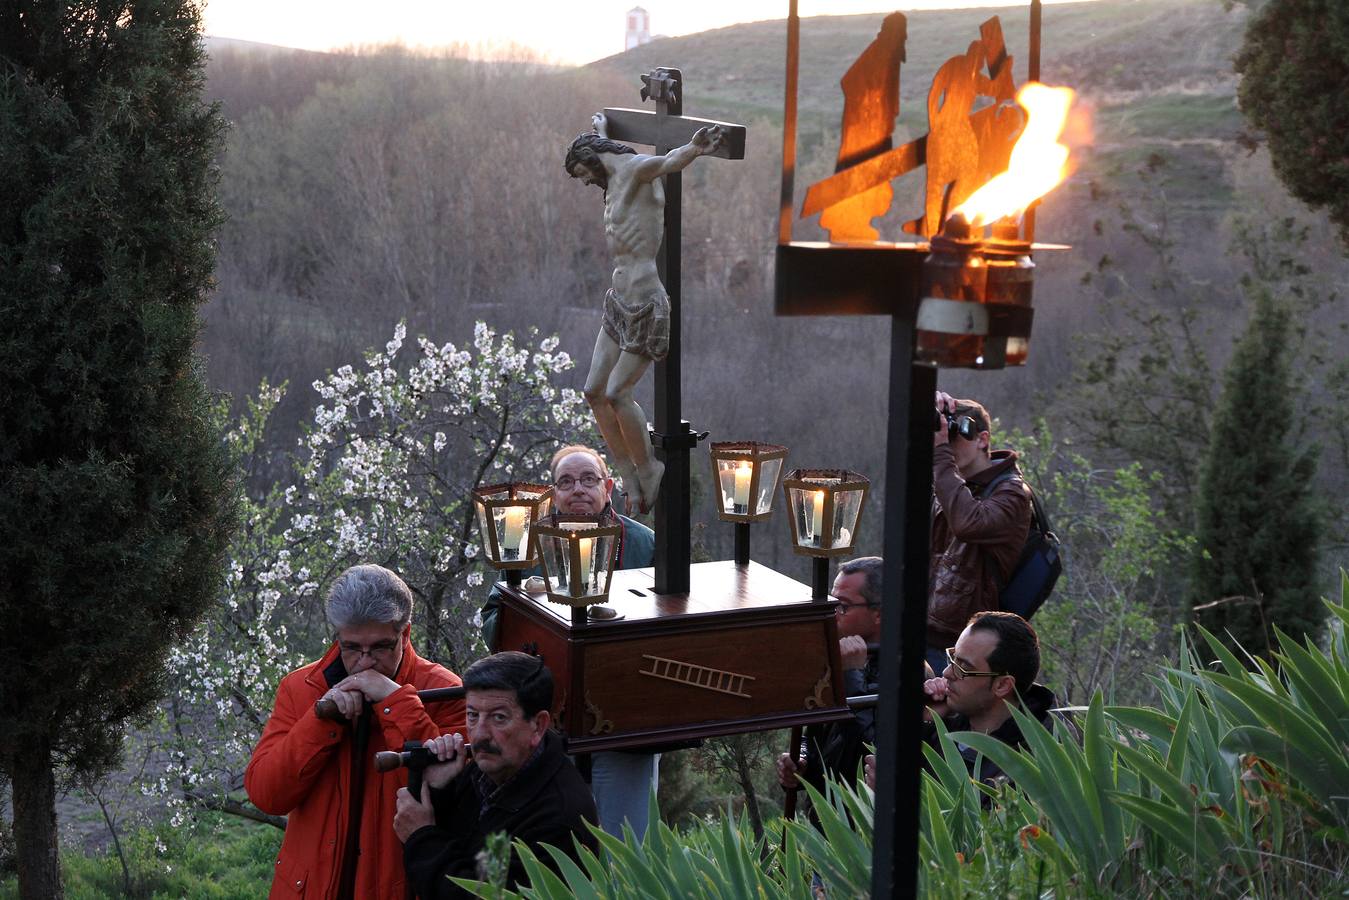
left=591, top=112, right=608, bottom=136
left=692, top=124, right=726, bottom=155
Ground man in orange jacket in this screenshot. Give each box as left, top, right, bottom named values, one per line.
left=246, top=564, right=466, bottom=899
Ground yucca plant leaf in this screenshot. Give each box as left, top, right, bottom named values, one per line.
left=1114, top=741, right=1204, bottom=811
left=1222, top=724, right=1349, bottom=822
left=453, top=875, right=527, bottom=899
left=1105, top=705, right=1179, bottom=750
left=1083, top=694, right=1126, bottom=856
left=955, top=727, right=1108, bottom=878
left=572, top=831, right=610, bottom=886
left=536, top=844, right=605, bottom=900
left=1274, top=630, right=1348, bottom=730
left=1202, top=670, right=1344, bottom=764
left=590, top=827, right=667, bottom=898
left=1109, top=792, right=1225, bottom=862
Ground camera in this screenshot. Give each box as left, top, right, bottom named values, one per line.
left=932, top=409, right=979, bottom=441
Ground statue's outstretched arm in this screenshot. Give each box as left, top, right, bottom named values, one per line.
left=631, top=125, right=726, bottom=182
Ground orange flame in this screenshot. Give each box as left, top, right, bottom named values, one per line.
left=952, top=82, right=1076, bottom=228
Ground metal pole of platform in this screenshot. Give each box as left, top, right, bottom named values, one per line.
left=734, top=523, right=751, bottom=566
left=811, top=556, right=830, bottom=600
left=871, top=321, right=936, bottom=899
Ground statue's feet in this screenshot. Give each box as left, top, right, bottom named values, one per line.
left=637, top=459, right=665, bottom=514
left=612, top=460, right=639, bottom=511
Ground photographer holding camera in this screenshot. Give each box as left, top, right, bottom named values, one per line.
left=926, top=392, right=1032, bottom=674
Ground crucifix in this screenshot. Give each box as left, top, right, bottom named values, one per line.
left=567, top=67, right=747, bottom=595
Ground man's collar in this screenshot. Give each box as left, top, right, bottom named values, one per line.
left=469, top=731, right=565, bottom=813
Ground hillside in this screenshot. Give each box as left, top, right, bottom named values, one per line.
left=587, top=0, right=1246, bottom=135
left=195, top=0, right=1349, bottom=582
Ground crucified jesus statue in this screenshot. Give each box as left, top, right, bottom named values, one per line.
left=564, top=112, right=726, bottom=513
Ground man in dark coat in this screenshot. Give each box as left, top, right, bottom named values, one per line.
left=927, top=392, right=1032, bottom=673
left=776, top=557, right=883, bottom=800
left=394, top=652, right=597, bottom=899
left=479, top=444, right=658, bottom=840
left=922, top=610, right=1057, bottom=787
left=865, top=610, right=1058, bottom=792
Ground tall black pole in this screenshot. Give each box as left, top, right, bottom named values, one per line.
left=734, top=522, right=751, bottom=567
left=652, top=68, right=694, bottom=596
left=871, top=320, right=936, bottom=899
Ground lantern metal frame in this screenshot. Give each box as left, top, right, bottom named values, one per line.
left=781, top=468, right=870, bottom=559
left=532, top=513, right=624, bottom=609
left=708, top=441, right=790, bottom=523
left=472, top=482, right=554, bottom=586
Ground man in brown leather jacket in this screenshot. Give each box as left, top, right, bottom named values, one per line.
left=926, top=392, right=1031, bottom=673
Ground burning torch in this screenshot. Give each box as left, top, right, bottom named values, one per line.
left=918, top=83, right=1075, bottom=370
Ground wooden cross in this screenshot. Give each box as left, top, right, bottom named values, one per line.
left=600, top=67, right=747, bottom=595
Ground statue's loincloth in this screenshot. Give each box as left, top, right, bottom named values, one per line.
left=602, top=288, right=670, bottom=361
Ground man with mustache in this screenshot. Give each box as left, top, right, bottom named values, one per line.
left=479, top=444, right=658, bottom=840
left=394, top=652, right=597, bottom=898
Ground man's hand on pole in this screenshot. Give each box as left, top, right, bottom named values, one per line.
left=393, top=780, right=435, bottom=842
left=335, top=669, right=400, bottom=703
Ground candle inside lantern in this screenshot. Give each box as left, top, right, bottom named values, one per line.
left=577, top=536, right=594, bottom=590
left=502, top=507, right=527, bottom=559
left=811, top=490, right=825, bottom=544
left=733, top=462, right=751, bottom=511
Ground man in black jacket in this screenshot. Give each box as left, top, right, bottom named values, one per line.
left=864, top=612, right=1060, bottom=793
left=921, top=610, right=1057, bottom=786
left=776, top=556, right=883, bottom=800
left=394, top=652, right=597, bottom=898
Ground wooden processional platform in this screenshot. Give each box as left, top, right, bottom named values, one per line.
left=494, top=560, right=852, bottom=753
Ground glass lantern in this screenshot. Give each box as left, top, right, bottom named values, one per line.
left=532, top=513, right=624, bottom=607
left=708, top=441, right=789, bottom=522
left=472, top=482, right=554, bottom=570
left=782, top=469, right=870, bottom=557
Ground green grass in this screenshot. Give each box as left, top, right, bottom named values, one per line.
left=1096, top=93, right=1244, bottom=143
left=0, top=812, right=281, bottom=900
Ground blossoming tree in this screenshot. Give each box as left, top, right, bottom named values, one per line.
left=157, top=322, right=596, bottom=822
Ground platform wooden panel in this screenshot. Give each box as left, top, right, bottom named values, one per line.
left=495, top=560, right=853, bottom=752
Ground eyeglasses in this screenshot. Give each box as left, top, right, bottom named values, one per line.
left=339, top=640, right=399, bottom=660
left=554, top=473, right=603, bottom=491
left=833, top=599, right=877, bottom=615
left=944, top=647, right=1003, bottom=680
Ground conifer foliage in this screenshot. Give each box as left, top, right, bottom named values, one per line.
left=1235, top=0, right=1349, bottom=248
left=1189, top=287, right=1323, bottom=653
left=0, top=3, right=234, bottom=897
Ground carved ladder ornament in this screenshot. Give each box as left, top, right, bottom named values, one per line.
left=639, top=654, right=756, bottom=698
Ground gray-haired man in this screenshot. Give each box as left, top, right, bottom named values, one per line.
left=246, top=564, right=465, bottom=900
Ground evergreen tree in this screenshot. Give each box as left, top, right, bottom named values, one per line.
left=1189, top=286, right=1323, bottom=654
left=0, top=3, right=235, bottom=897
left=1235, top=0, right=1349, bottom=249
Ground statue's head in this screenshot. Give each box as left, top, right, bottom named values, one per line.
left=565, top=132, right=637, bottom=191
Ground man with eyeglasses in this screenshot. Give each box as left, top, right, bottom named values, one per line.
left=927, top=391, right=1032, bottom=674
left=918, top=610, right=1057, bottom=789
left=776, top=556, right=883, bottom=806
left=246, top=565, right=465, bottom=899
left=479, top=444, right=658, bottom=840
left=395, top=652, right=598, bottom=898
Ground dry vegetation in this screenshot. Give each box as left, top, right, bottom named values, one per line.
left=201, top=0, right=1349, bottom=584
